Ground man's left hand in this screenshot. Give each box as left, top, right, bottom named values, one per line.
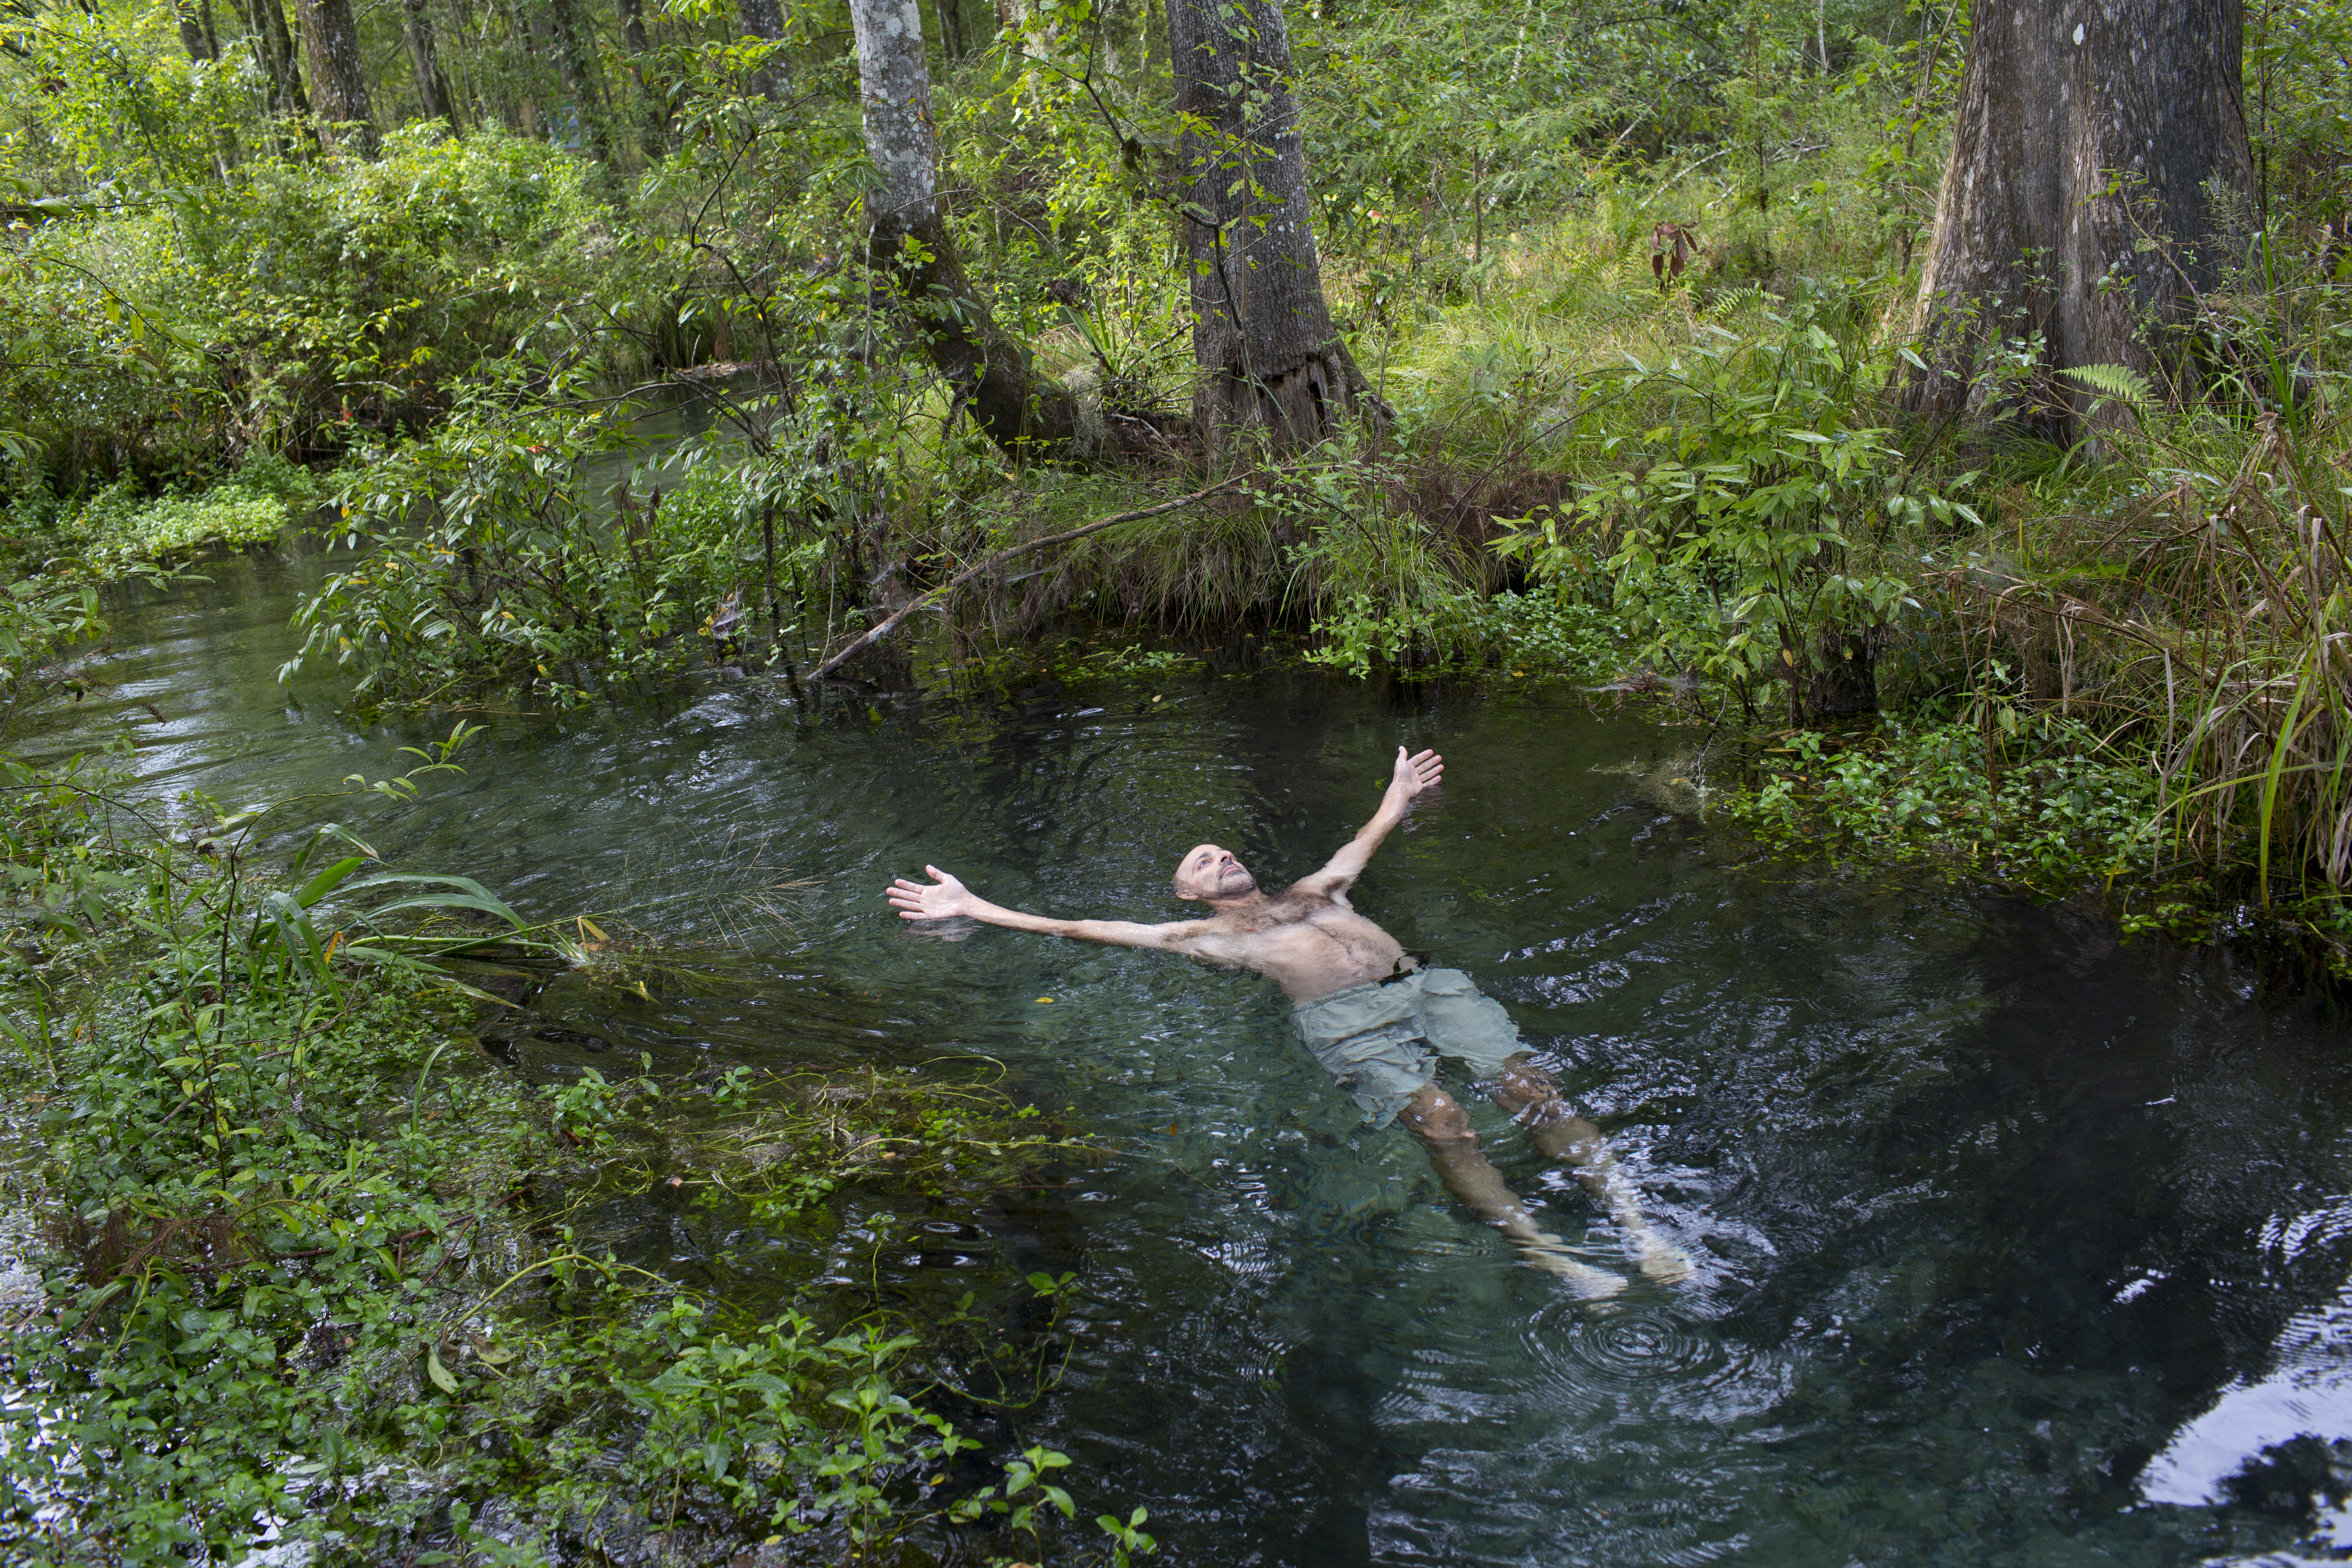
left=1394, top=746, right=1444, bottom=801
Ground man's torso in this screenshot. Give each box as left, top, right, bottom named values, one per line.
left=1187, top=886, right=1410, bottom=1001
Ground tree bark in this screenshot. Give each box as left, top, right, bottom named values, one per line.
left=234, top=0, right=310, bottom=128
left=1169, top=0, right=1366, bottom=453
left=547, top=0, right=614, bottom=164
left=849, top=0, right=1081, bottom=453
left=616, top=0, right=668, bottom=156
left=296, top=0, right=378, bottom=157
left=1904, top=0, right=2253, bottom=442
left=739, top=0, right=790, bottom=99
left=402, top=0, right=457, bottom=129
left=175, top=0, right=218, bottom=60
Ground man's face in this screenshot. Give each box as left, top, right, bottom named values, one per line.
left=1174, top=843, right=1256, bottom=902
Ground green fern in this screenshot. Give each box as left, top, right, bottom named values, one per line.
left=2059, top=363, right=2156, bottom=405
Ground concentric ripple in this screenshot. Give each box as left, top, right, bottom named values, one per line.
left=1520, top=1298, right=1726, bottom=1401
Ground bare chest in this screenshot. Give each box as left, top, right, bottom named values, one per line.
left=1217, top=899, right=1406, bottom=997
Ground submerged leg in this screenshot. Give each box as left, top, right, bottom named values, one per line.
left=1398, top=1083, right=1623, bottom=1298
left=1488, top=1054, right=1691, bottom=1283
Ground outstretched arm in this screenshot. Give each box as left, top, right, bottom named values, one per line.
left=886, top=866, right=1206, bottom=951
left=1295, top=746, right=1443, bottom=902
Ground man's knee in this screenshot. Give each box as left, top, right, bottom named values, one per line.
left=1494, top=1053, right=1555, bottom=1104
left=1400, top=1085, right=1474, bottom=1145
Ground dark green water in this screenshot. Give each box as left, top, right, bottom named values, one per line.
left=32, top=548, right=2352, bottom=1566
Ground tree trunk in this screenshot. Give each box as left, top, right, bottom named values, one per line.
left=933, top=0, right=967, bottom=62
left=402, top=0, right=457, bottom=129
left=499, top=0, right=544, bottom=137
left=547, top=0, right=614, bottom=167
left=296, top=0, right=378, bottom=157
left=849, top=0, right=1081, bottom=453
left=175, top=0, right=217, bottom=60
left=1904, top=0, right=2253, bottom=442
left=739, top=0, right=789, bottom=99
left=1169, top=0, right=1366, bottom=453
left=616, top=0, right=668, bottom=156
left=235, top=0, right=310, bottom=129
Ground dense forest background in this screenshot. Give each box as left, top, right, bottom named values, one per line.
left=2, top=0, right=2345, bottom=947
left=3, top=2, right=2352, bottom=1557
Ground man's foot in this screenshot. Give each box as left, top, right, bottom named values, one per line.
left=1632, top=1231, right=1695, bottom=1285
left=1515, top=1230, right=1627, bottom=1298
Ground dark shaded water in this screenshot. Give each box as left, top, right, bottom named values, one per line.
left=31, top=547, right=2352, bottom=1566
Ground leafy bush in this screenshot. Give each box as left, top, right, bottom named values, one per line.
left=5, top=452, right=323, bottom=576
left=1731, top=718, right=2163, bottom=894
left=1497, top=283, right=1976, bottom=721
left=0, top=127, right=620, bottom=492
left=284, top=402, right=788, bottom=706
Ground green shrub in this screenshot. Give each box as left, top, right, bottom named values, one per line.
left=1731, top=717, right=2163, bottom=895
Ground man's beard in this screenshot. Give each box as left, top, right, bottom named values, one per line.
left=1219, top=866, right=1257, bottom=895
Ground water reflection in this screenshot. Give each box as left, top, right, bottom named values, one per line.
left=25, top=554, right=2352, bottom=1565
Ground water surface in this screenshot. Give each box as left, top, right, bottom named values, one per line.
left=32, top=551, right=2352, bottom=1566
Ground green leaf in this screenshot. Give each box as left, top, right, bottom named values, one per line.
left=2057, top=363, right=2154, bottom=405
left=350, top=873, right=526, bottom=929
left=294, top=856, right=367, bottom=909
left=426, top=1345, right=459, bottom=1394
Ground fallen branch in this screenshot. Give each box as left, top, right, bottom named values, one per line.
left=806, top=475, right=1248, bottom=682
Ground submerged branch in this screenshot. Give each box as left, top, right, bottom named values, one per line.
left=807, top=476, right=1248, bottom=682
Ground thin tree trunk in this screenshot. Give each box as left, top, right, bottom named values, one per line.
left=235, top=0, right=310, bottom=135
left=849, top=0, right=1081, bottom=452
left=1168, top=0, right=1367, bottom=454
left=500, top=0, right=544, bottom=138
left=616, top=0, right=667, bottom=156
left=1904, top=0, right=2253, bottom=442
left=296, top=0, right=378, bottom=156
left=403, top=0, right=458, bottom=128
left=547, top=0, right=619, bottom=179
left=175, top=0, right=216, bottom=60
left=739, top=0, right=789, bottom=99
left=179, top=0, right=242, bottom=175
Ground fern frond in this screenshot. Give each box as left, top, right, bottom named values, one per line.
left=2059, top=363, right=2156, bottom=405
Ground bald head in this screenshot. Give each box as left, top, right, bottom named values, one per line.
left=1172, top=842, right=1258, bottom=902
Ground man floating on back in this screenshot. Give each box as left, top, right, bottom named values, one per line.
left=886, top=746, right=1688, bottom=1294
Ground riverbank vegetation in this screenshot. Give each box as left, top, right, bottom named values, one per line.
left=0, top=678, right=1132, bottom=1560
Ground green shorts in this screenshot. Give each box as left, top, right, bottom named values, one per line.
left=1291, top=967, right=1524, bottom=1129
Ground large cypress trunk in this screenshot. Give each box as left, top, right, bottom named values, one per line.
left=848, top=0, right=1080, bottom=453
left=1168, top=0, right=1366, bottom=454
left=402, top=0, right=457, bottom=129
left=296, top=0, right=377, bottom=157
left=1904, top=0, right=2253, bottom=441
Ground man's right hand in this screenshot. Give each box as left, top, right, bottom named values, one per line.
left=888, top=865, right=975, bottom=921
